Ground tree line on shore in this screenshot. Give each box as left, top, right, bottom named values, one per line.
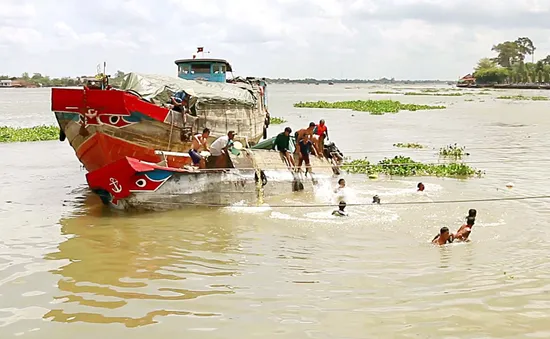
left=1, top=72, right=450, bottom=87
left=473, top=37, right=550, bottom=84
left=0, top=71, right=126, bottom=87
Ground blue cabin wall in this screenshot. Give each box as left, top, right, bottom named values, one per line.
left=176, top=62, right=227, bottom=82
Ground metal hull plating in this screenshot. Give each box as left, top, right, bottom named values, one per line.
left=87, top=156, right=333, bottom=212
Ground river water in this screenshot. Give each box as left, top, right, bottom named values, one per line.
left=1, top=85, right=550, bottom=338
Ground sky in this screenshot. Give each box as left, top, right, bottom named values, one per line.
left=1, top=0, right=550, bottom=80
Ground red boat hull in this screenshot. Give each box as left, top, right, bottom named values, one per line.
left=52, top=86, right=265, bottom=172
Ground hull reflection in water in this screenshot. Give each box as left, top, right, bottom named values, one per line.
left=44, top=200, right=243, bottom=327
left=86, top=153, right=335, bottom=211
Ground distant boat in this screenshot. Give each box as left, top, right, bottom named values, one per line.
left=328, top=82, right=334, bottom=85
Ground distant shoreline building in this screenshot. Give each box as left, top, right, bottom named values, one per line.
left=0, top=79, right=13, bottom=87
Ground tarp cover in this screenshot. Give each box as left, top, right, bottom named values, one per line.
left=251, top=135, right=296, bottom=153
left=121, top=73, right=257, bottom=106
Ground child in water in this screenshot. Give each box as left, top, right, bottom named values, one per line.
left=455, top=216, right=476, bottom=242
left=334, top=178, right=346, bottom=203
left=432, top=227, right=454, bottom=245
left=334, top=178, right=345, bottom=193
left=417, top=182, right=425, bottom=192
left=332, top=201, right=348, bottom=217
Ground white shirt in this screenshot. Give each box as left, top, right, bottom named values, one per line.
left=210, top=135, right=230, bottom=156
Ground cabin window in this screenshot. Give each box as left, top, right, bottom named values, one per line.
left=190, top=64, right=211, bottom=74
left=211, top=64, right=226, bottom=74
left=179, top=65, right=190, bottom=74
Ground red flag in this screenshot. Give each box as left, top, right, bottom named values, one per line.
left=197, top=47, right=204, bottom=53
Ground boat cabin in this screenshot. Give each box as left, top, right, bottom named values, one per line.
left=174, top=58, right=232, bottom=83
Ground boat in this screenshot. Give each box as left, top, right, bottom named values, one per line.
left=456, top=74, right=476, bottom=88
left=86, top=138, right=344, bottom=211
left=51, top=55, right=270, bottom=172
left=52, top=50, right=345, bottom=211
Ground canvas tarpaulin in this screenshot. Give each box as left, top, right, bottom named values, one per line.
left=120, top=73, right=257, bottom=106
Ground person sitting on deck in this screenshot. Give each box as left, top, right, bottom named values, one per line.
left=171, top=91, right=189, bottom=113
left=189, top=128, right=210, bottom=169
left=454, top=216, right=476, bottom=242
left=272, top=127, right=295, bottom=169
left=297, top=134, right=318, bottom=176
left=432, top=227, right=454, bottom=245
left=313, top=119, right=329, bottom=157
left=332, top=201, right=348, bottom=217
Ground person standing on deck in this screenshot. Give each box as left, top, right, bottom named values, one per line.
left=272, top=127, right=295, bottom=169
left=313, top=119, right=329, bottom=157
left=189, top=128, right=210, bottom=169
left=295, top=122, right=318, bottom=155
left=297, top=134, right=318, bottom=176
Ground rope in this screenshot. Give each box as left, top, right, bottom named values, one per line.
left=305, top=145, right=550, bottom=155
left=128, top=194, right=550, bottom=209
left=167, top=110, right=174, bottom=150
left=166, top=157, right=550, bottom=172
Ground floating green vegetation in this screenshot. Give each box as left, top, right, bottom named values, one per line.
left=439, top=144, right=470, bottom=159
left=270, top=117, right=287, bottom=124
left=0, top=125, right=60, bottom=143
left=404, top=92, right=463, bottom=97
left=371, top=91, right=400, bottom=94
left=293, top=100, right=446, bottom=115
left=342, top=156, right=483, bottom=177
left=497, top=95, right=549, bottom=101
left=393, top=142, right=426, bottom=149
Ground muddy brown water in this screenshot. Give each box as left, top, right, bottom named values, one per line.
left=1, top=85, right=550, bottom=338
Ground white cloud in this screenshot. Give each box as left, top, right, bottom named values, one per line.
left=1, top=0, right=550, bottom=79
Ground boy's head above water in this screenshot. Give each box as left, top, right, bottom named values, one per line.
left=338, top=178, right=345, bottom=187
left=338, top=201, right=346, bottom=211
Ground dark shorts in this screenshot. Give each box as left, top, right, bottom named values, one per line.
left=278, top=148, right=288, bottom=155
left=189, top=149, right=202, bottom=165
left=298, top=154, right=310, bottom=166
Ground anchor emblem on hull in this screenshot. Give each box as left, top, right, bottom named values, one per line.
left=109, top=177, right=122, bottom=193
left=85, top=108, right=98, bottom=119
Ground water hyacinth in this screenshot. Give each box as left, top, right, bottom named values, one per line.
left=270, top=117, right=287, bottom=124
left=393, top=142, right=425, bottom=149
left=342, top=156, right=483, bottom=178
left=439, top=144, right=470, bottom=159
left=0, top=125, right=60, bottom=143
left=293, top=100, right=446, bottom=115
